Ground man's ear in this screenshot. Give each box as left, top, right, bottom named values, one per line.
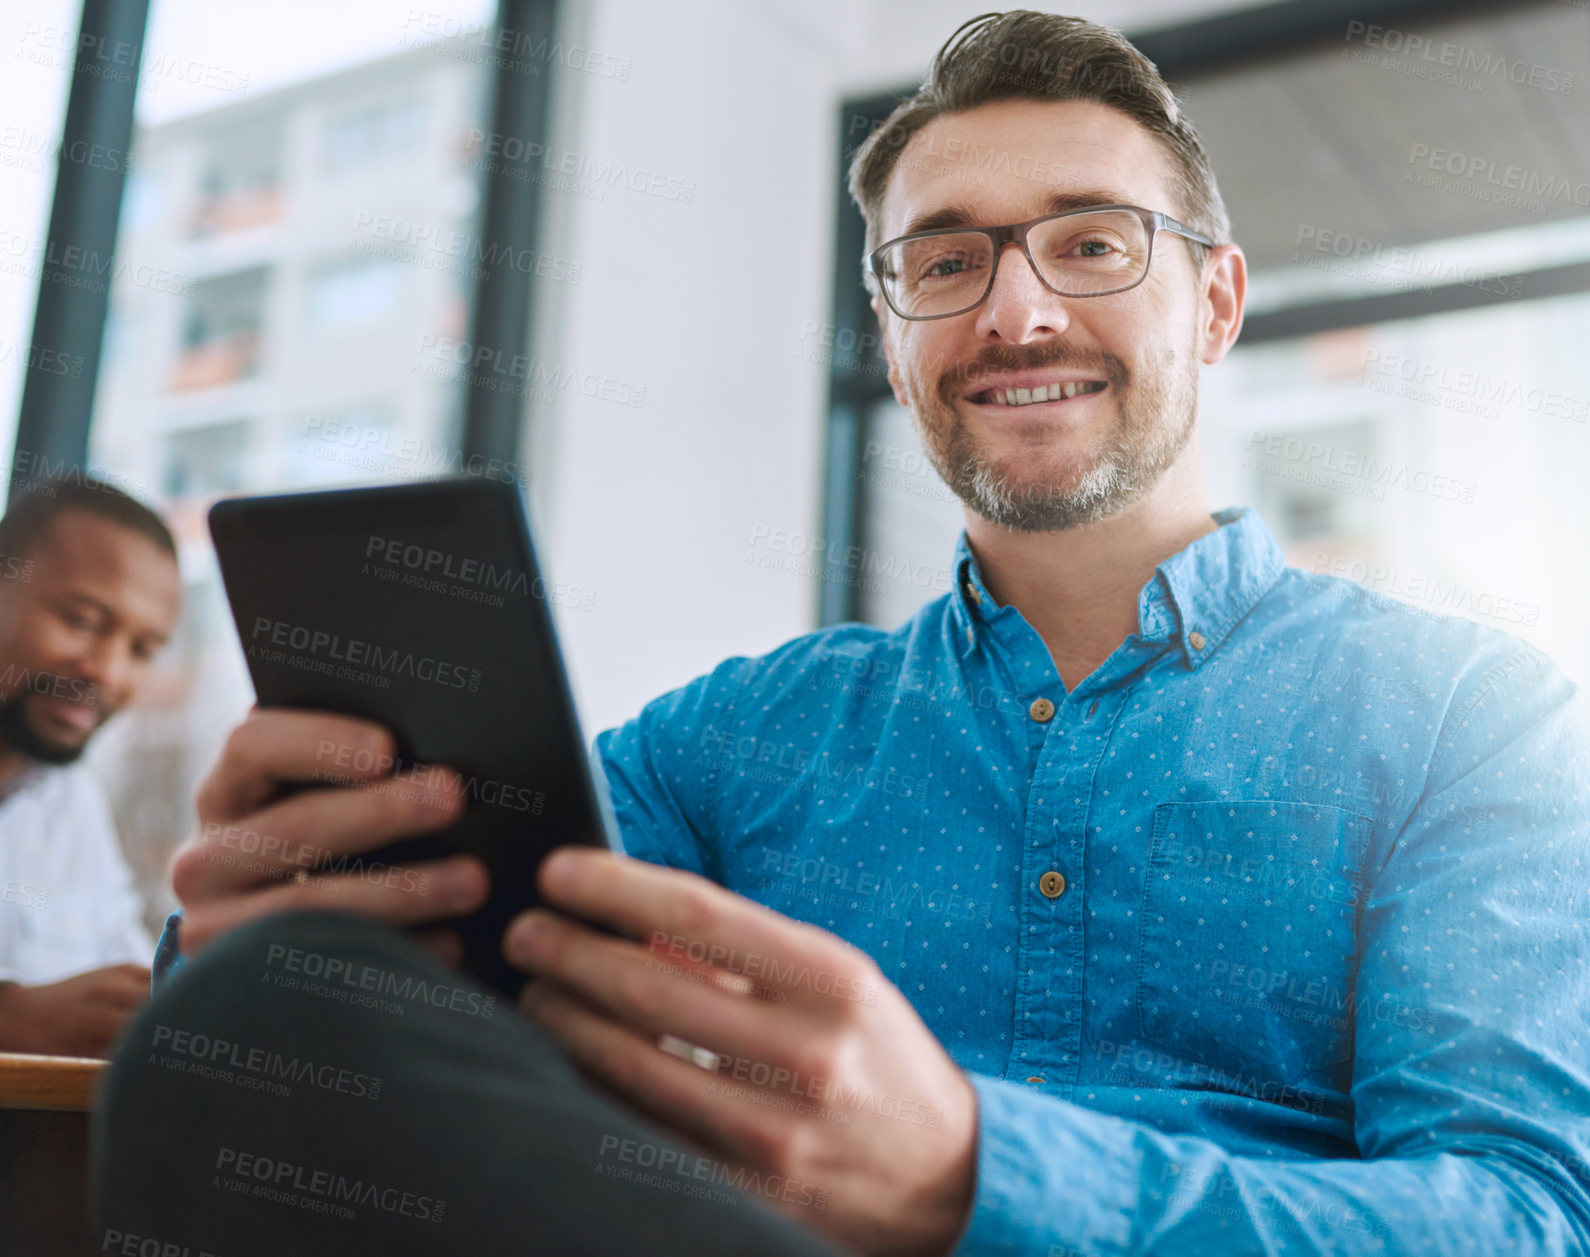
left=1197, top=243, right=1247, bottom=366
left=871, top=295, right=909, bottom=408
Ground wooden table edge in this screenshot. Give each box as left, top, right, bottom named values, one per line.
left=0, top=1052, right=106, bottom=1111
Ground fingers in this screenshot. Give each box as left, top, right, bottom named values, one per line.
left=172, top=707, right=487, bottom=959
left=534, top=849, right=871, bottom=1005
left=174, top=764, right=466, bottom=902
left=99, top=972, right=152, bottom=1008
left=178, top=854, right=489, bottom=957
left=82, top=1027, right=123, bottom=1060
left=520, top=982, right=777, bottom=1168
left=193, top=709, right=404, bottom=823
left=504, top=911, right=797, bottom=1067
left=75, top=993, right=146, bottom=1059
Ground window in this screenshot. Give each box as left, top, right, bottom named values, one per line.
left=119, top=165, right=164, bottom=236
left=283, top=399, right=397, bottom=485
left=191, top=112, right=285, bottom=237
left=76, top=0, right=499, bottom=935
left=170, top=267, right=268, bottom=389
left=162, top=419, right=252, bottom=498
left=834, top=0, right=1590, bottom=685
left=322, top=95, right=425, bottom=172
left=0, top=0, right=79, bottom=461
left=304, top=255, right=407, bottom=329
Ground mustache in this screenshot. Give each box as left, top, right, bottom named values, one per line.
left=938, top=343, right=1128, bottom=401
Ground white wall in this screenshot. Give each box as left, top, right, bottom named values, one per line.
left=531, top=0, right=1277, bottom=736
left=530, top=0, right=848, bottom=735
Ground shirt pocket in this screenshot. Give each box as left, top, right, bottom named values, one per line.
left=1135, top=800, right=1372, bottom=1091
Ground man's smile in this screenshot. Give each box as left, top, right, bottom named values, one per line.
left=962, top=375, right=1110, bottom=410
left=33, top=690, right=101, bottom=735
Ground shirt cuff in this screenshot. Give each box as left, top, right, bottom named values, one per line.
left=953, top=1074, right=1137, bottom=1257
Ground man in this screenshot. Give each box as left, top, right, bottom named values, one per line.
left=97, top=10, right=1590, bottom=1257
left=0, top=475, right=182, bottom=1057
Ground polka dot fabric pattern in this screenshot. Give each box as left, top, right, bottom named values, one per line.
left=595, top=507, right=1590, bottom=1255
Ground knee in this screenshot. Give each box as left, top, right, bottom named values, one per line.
left=105, top=911, right=428, bottom=1094
left=179, top=909, right=425, bottom=998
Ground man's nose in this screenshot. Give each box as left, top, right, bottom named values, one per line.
left=72, top=637, right=131, bottom=708
left=973, top=244, right=1070, bottom=342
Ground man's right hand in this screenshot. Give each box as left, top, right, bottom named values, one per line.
left=169, top=709, right=488, bottom=958
left=0, top=964, right=152, bottom=1058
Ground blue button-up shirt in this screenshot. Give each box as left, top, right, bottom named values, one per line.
left=154, top=506, right=1590, bottom=1252
left=596, top=506, right=1590, bottom=1255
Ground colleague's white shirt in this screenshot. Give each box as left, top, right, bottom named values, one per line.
left=0, top=763, right=154, bottom=984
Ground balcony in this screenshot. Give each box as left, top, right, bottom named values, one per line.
left=167, top=266, right=268, bottom=392
left=168, top=330, right=260, bottom=391
left=189, top=184, right=283, bottom=238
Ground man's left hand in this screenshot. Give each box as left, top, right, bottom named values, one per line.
left=503, top=848, right=978, bottom=1257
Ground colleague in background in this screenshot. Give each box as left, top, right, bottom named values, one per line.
left=0, top=475, right=182, bottom=1057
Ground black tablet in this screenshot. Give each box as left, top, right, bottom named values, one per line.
left=208, top=477, right=618, bottom=996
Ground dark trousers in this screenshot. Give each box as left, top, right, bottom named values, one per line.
left=91, top=910, right=847, bottom=1257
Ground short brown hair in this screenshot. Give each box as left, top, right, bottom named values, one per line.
left=848, top=10, right=1230, bottom=274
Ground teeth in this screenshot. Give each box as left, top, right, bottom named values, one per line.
left=991, top=381, right=1101, bottom=406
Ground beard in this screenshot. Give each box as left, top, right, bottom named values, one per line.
left=909, top=335, right=1200, bottom=532
left=0, top=683, right=100, bottom=766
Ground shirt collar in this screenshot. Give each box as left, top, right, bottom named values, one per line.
left=951, top=506, right=1287, bottom=668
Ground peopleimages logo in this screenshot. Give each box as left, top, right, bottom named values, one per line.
left=0, top=332, right=86, bottom=377
left=1, top=878, right=47, bottom=911
left=399, top=10, right=633, bottom=80
left=1407, top=143, right=1590, bottom=208
left=365, top=535, right=529, bottom=594
left=264, top=943, right=496, bottom=1019
left=0, top=664, right=96, bottom=703
left=1292, top=224, right=1523, bottom=299
left=350, top=212, right=581, bottom=284
left=1360, top=348, right=1588, bottom=423
left=1345, top=21, right=1575, bottom=95
left=466, top=130, right=696, bottom=203
left=0, top=226, right=195, bottom=296
left=596, top=1136, right=828, bottom=1211
left=213, top=1147, right=444, bottom=1223
left=101, top=1230, right=220, bottom=1257
left=312, top=741, right=547, bottom=816
left=248, top=616, right=482, bottom=692
left=413, top=334, right=648, bottom=409
left=151, top=1024, right=382, bottom=1100
left=362, top=534, right=596, bottom=613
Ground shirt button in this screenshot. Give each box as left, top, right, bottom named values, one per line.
left=1189, top=630, right=1206, bottom=651
left=964, top=581, right=982, bottom=606
left=1025, top=1075, right=1046, bottom=1084
left=1028, top=697, right=1056, bottom=723
left=1039, top=870, right=1067, bottom=899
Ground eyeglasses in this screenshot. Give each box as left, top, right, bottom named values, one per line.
left=865, top=204, right=1216, bottom=321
